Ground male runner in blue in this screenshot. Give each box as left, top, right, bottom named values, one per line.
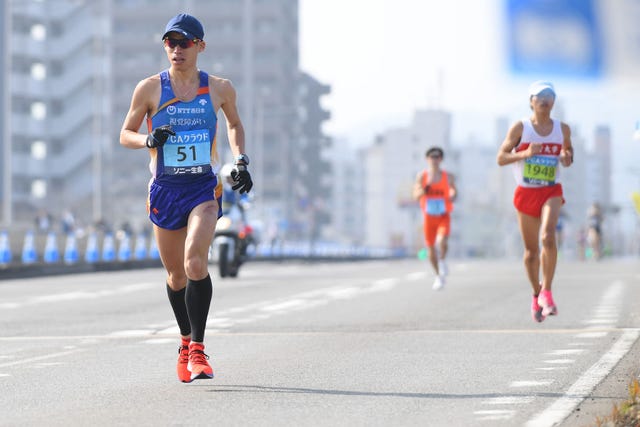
left=120, top=13, right=253, bottom=382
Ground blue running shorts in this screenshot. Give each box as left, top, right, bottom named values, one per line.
left=148, top=178, right=222, bottom=230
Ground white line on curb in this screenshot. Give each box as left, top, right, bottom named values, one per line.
left=525, top=328, right=640, bottom=427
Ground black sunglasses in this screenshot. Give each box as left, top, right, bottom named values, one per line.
left=163, top=38, right=198, bottom=49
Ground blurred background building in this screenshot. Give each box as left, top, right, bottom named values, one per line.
left=0, top=0, right=636, bottom=258
left=1, top=0, right=332, bottom=243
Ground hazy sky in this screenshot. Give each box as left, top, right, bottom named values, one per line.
left=299, top=0, right=506, bottom=144
left=299, top=0, right=640, bottom=211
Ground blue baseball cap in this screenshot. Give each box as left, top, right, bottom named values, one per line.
left=162, top=13, right=204, bottom=41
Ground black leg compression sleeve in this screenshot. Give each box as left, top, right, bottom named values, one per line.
left=185, top=275, right=213, bottom=343
left=166, top=284, right=191, bottom=337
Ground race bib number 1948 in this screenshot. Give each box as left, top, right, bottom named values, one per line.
left=523, top=155, right=557, bottom=185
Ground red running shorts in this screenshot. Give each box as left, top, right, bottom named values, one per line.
left=513, top=184, right=564, bottom=218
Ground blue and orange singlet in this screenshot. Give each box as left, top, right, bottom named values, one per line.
left=147, top=70, right=219, bottom=185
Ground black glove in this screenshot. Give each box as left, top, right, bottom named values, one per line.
left=231, top=165, right=253, bottom=194
left=146, top=125, right=175, bottom=148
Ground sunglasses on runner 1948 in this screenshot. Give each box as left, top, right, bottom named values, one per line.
left=163, top=38, right=199, bottom=49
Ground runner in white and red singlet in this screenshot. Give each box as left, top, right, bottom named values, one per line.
left=496, top=81, right=574, bottom=323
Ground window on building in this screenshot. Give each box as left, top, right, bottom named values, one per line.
left=31, top=63, right=46, bottom=81
left=30, top=24, right=46, bottom=41
left=256, top=19, right=275, bottom=35
left=31, top=180, right=47, bottom=199
left=31, top=141, right=47, bottom=160
left=31, top=102, right=46, bottom=120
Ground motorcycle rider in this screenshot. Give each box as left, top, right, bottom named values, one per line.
left=219, top=163, right=251, bottom=223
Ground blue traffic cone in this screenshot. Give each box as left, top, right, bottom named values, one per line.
left=21, top=230, right=37, bottom=264
left=43, top=232, right=59, bottom=263
left=134, top=233, right=147, bottom=260
left=0, top=231, right=11, bottom=265
left=102, top=233, right=115, bottom=262
left=148, top=235, right=160, bottom=260
left=84, top=232, right=99, bottom=263
left=118, top=233, right=131, bottom=261
left=63, top=234, right=79, bottom=264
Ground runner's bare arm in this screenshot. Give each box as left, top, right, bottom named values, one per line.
left=412, top=172, right=425, bottom=200
left=559, top=122, right=573, bottom=167
left=216, top=78, right=246, bottom=157
left=120, top=78, right=157, bottom=149
left=448, top=174, right=458, bottom=201
left=496, top=121, right=532, bottom=166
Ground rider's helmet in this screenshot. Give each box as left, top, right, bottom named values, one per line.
left=219, top=163, right=235, bottom=185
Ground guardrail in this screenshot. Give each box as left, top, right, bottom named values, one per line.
left=0, top=229, right=405, bottom=280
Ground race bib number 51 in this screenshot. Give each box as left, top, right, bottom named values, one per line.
left=523, top=155, right=557, bottom=185
left=163, top=129, right=211, bottom=175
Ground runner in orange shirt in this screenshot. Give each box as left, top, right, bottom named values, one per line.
left=413, top=147, right=457, bottom=290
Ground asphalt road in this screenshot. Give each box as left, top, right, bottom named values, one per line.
left=1, top=258, right=638, bottom=427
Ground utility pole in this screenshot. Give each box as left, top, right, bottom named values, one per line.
left=2, top=2, right=12, bottom=227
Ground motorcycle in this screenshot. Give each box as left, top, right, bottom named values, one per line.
left=211, top=214, right=255, bottom=278
left=211, top=164, right=256, bottom=278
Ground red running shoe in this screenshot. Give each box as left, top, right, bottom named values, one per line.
left=177, top=338, right=190, bottom=383
left=188, top=342, right=214, bottom=381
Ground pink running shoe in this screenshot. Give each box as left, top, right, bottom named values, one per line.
left=531, top=295, right=546, bottom=323
left=538, top=290, right=558, bottom=316
left=188, top=342, right=214, bottom=381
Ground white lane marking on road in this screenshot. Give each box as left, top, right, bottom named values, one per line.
left=525, top=328, right=640, bottom=427
left=0, top=373, right=9, bottom=377
left=536, top=367, right=568, bottom=371
left=369, top=278, right=397, bottom=292
left=0, top=282, right=157, bottom=309
left=583, top=318, right=617, bottom=325
left=581, top=281, right=623, bottom=328
left=575, top=331, right=608, bottom=339
left=405, top=272, right=426, bottom=281
left=325, top=287, right=362, bottom=299
left=510, top=380, right=554, bottom=388
left=144, top=338, right=174, bottom=344
left=475, top=409, right=516, bottom=415
left=545, top=349, right=585, bottom=356
left=0, top=349, right=85, bottom=368
left=0, top=303, right=20, bottom=309
left=33, top=362, right=64, bottom=368
left=543, top=359, right=575, bottom=364
left=475, top=409, right=516, bottom=421
left=482, top=396, right=534, bottom=405
left=261, top=299, right=309, bottom=312
left=108, top=330, right=156, bottom=337
left=136, top=278, right=400, bottom=336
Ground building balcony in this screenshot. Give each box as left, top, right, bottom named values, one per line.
left=12, top=134, right=93, bottom=179
left=11, top=98, right=93, bottom=140
left=12, top=15, right=95, bottom=61
left=11, top=59, right=93, bottom=99
left=10, top=1, right=81, bottom=20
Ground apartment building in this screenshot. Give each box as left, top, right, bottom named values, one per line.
left=2, top=0, right=331, bottom=240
